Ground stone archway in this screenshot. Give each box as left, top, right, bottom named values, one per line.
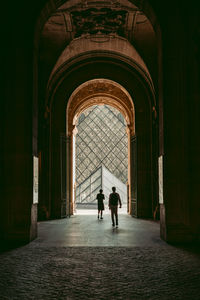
left=66, top=79, right=135, bottom=215
left=44, top=53, right=156, bottom=221
left=36, top=0, right=159, bottom=224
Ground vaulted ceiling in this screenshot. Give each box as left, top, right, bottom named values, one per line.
left=39, top=0, right=157, bottom=90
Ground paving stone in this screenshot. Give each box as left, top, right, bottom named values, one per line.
left=0, top=246, right=200, bottom=299
left=0, top=215, right=200, bottom=299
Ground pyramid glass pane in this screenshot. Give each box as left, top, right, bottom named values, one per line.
left=75, top=104, right=128, bottom=205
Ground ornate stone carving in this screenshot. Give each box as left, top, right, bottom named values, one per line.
left=71, top=8, right=127, bottom=37
left=67, top=79, right=135, bottom=136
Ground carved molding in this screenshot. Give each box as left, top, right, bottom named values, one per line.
left=71, top=8, right=127, bottom=38
left=67, top=79, right=135, bottom=136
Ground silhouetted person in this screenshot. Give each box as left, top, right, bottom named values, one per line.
left=96, top=189, right=105, bottom=219
left=109, top=186, right=122, bottom=227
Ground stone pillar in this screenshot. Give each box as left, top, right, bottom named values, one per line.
left=60, top=134, right=67, bottom=217
left=130, top=135, right=137, bottom=216
left=38, top=112, right=51, bottom=220
left=160, top=14, right=192, bottom=243
left=135, top=105, right=153, bottom=219
left=1, top=42, right=37, bottom=245
left=187, top=16, right=200, bottom=243
left=72, top=127, right=78, bottom=214
left=66, top=135, right=73, bottom=215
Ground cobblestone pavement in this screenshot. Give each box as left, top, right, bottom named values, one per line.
left=0, top=215, right=200, bottom=299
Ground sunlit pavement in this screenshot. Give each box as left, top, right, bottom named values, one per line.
left=75, top=207, right=127, bottom=215
left=37, top=209, right=162, bottom=247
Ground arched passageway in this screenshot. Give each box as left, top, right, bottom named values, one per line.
left=66, top=79, right=135, bottom=216
left=3, top=0, right=200, bottom=246
left=37, top=0, right=159, bottom=234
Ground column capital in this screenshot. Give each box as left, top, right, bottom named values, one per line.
left=126, top=124, right=135, bottom=136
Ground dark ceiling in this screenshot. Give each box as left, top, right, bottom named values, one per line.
left=39, top=0, right=157, bottom=101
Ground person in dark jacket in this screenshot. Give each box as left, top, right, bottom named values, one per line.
left=109, top=186, right=122, bottom=227
left=96, top=189, right=105, bottom=219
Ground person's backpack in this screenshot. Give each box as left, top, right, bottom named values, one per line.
left=110, top=193, right=119, bottom=205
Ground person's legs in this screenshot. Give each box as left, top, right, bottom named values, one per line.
left=114, top=207, right=118, bottom=226
left=100, top=210, right=103, bottom=219
left=115, top=212, right=118, bottom=227
left=111, top=207, right=115, bottom=226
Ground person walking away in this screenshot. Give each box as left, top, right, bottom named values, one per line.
left=96, top=189, right=105, bottom=219
left=109, top=186, right=122, bottom=227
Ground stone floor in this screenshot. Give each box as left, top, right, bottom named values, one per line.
left=0, top=210, right=200, bottom=299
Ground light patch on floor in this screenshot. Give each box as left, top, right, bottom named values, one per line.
left=75, top=207, right=127, bottom=215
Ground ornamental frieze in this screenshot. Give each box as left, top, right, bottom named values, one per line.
left=71, top=8, right=127, bottom=37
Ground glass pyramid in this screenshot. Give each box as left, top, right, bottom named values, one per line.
left=75, top=104, right=128, bottom=205
left=75, top=164, right=127, bottom=208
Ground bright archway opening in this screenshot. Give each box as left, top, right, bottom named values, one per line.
left=74, top=104, right=128, bottom=215
left=66, top=79, right=135, bottom=216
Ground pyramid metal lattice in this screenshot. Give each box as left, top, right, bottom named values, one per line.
left=75, top=165, right=127, bottom=206
left=76, top=105, right=128, bottom=189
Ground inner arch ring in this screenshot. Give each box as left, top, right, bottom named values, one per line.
left=66, top=78, right=135, bottom=136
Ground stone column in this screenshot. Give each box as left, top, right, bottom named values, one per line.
left=1, top=42, right=37, bottom=244
left=160, top=13, right=192, bottom=243
left=130, top=134, right=137, bottom=216
left=66, top=135, right=73, bottom=215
